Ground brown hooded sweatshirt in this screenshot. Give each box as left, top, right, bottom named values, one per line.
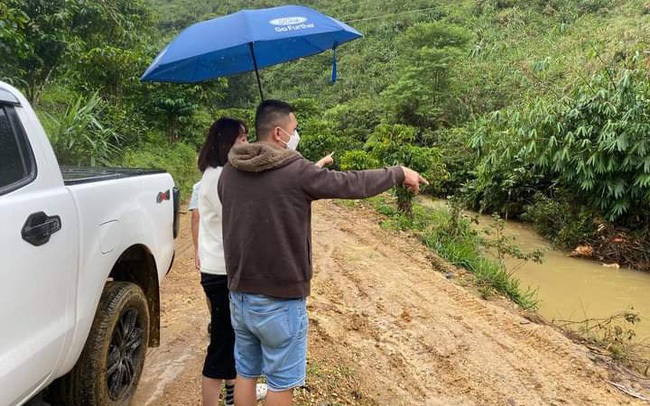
left=218, top=142, right=405, bottom=298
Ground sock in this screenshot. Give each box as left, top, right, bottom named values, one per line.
left=225, top=383, right=235, bottom=405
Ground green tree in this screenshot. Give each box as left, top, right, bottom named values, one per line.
left=0, top=3, right=29, bottom=73
left=323, top=98, right=383, bottom=145
left=139, top=81, right=230, bottom=145
left=381, top=22, right=472, bottom=129
left=465, top=109, right=553, bottom=218
left=0, top=0, right=76, bottom=103
left=74, top=46, right=148, bottom=97
left=150, top=97, right=197, bottom=144
left=68, top=0, right=154, bottom=49
left=1, top=0, right=155, bottom=103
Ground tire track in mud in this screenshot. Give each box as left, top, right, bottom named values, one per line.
left=133, top=210, right=207, bottom=406
left=311, top=210, right=497, bottom=404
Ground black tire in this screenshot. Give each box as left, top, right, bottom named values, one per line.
left=50, top=282, right=150, bottom=406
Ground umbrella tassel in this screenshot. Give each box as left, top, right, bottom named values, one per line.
left=331, top=45, right=338, bottom=83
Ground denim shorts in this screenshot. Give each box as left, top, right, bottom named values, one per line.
left=229, top=292, right=308, bottom=391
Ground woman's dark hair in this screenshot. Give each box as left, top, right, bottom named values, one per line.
left=197, top=117, right=247, bottom=172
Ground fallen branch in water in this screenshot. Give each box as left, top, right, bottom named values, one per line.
left=554, top=311, right=650, bottom=377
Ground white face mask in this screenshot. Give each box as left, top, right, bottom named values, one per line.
left=279, top=128, right=300, bottom=150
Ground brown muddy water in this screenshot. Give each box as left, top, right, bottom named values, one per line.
left=501, top=219, right=650, bottom=345
left=419, top=197, right=650, bottom=350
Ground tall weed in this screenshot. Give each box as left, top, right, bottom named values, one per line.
left=41, top=93, right=121, bottom=167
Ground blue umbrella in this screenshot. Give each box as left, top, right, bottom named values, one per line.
left=140, top=4, right=362, bottom=99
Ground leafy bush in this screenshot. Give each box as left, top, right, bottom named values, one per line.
left=339, top=150, right=381, bottom=171
left=138, top=83, right=224, bottom=145
left=364, top=124, right=447, bottom=216
left=291, top=98, right=323, bottom=122
left=460, top=135, right=551, bottom=219
left=522, top=193, right=595, bottom=248
left=522, top=194, right=569, bottom=240
left=212, top=107, right=255, bottom=137
left=74, top=46, right=149, bottom=97
left=297, top=119, right=341, bottom=165
left=323, top=98, right=383, bottom=145
left=534, top=66, right=650, bottom=224
left=425, top=127, right=477, bottom=197
left=98, top=101, right=150, bottom=148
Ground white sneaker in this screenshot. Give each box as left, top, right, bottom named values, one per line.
left=256, top=383, right=268, bottom=401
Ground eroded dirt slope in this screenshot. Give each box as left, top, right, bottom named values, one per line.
left=133, top=200, right=649, bottom=406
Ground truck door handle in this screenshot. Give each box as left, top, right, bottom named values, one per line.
left=21, top=211, right=62, bottom=246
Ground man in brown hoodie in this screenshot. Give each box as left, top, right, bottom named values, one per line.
left=218, top=100, right=427, bottom=406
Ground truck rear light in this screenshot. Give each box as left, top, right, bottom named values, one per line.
left=172, top=187, right=180, bottom=239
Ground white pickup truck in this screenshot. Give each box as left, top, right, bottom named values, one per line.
left=0, top=81, right=179, bottom=406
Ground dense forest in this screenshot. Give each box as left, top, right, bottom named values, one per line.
left=2, top=0, right=649, bottom=269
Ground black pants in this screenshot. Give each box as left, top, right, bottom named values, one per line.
left=201, top=273, right=236, bottom=379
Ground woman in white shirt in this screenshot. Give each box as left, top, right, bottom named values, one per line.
left=196, top=117, right=248, bottom=406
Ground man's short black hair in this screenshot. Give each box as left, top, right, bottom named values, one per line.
left=255, top=99, right=294, bottom=141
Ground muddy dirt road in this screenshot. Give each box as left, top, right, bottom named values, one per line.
left=132, top=200, right=649, bottom=406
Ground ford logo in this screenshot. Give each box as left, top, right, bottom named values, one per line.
left=269, top=17, right=307, bottom=26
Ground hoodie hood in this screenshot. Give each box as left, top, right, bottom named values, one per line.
left=228, top=141, right=301, bottom=173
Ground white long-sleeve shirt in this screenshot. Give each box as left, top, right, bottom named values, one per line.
left=198, top=166, right=226, bottom=275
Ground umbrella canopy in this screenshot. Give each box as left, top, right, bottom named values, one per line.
left=141, top=4, right=362, bottom=98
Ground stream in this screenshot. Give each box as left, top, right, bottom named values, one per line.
left=419, top=197, right=650, bottom=351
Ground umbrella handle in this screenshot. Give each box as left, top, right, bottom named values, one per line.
left=331, top=43, right=338, bottom=83
left=249, top=42, right=264, bottom=100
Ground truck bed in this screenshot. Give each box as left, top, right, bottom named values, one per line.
left=61, top=166, right=167, bottom=186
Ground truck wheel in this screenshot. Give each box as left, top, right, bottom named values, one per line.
left=50, top=281, right=150, bottom=406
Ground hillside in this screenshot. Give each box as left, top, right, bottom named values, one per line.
left=5, top=0, right=648, bottom=258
